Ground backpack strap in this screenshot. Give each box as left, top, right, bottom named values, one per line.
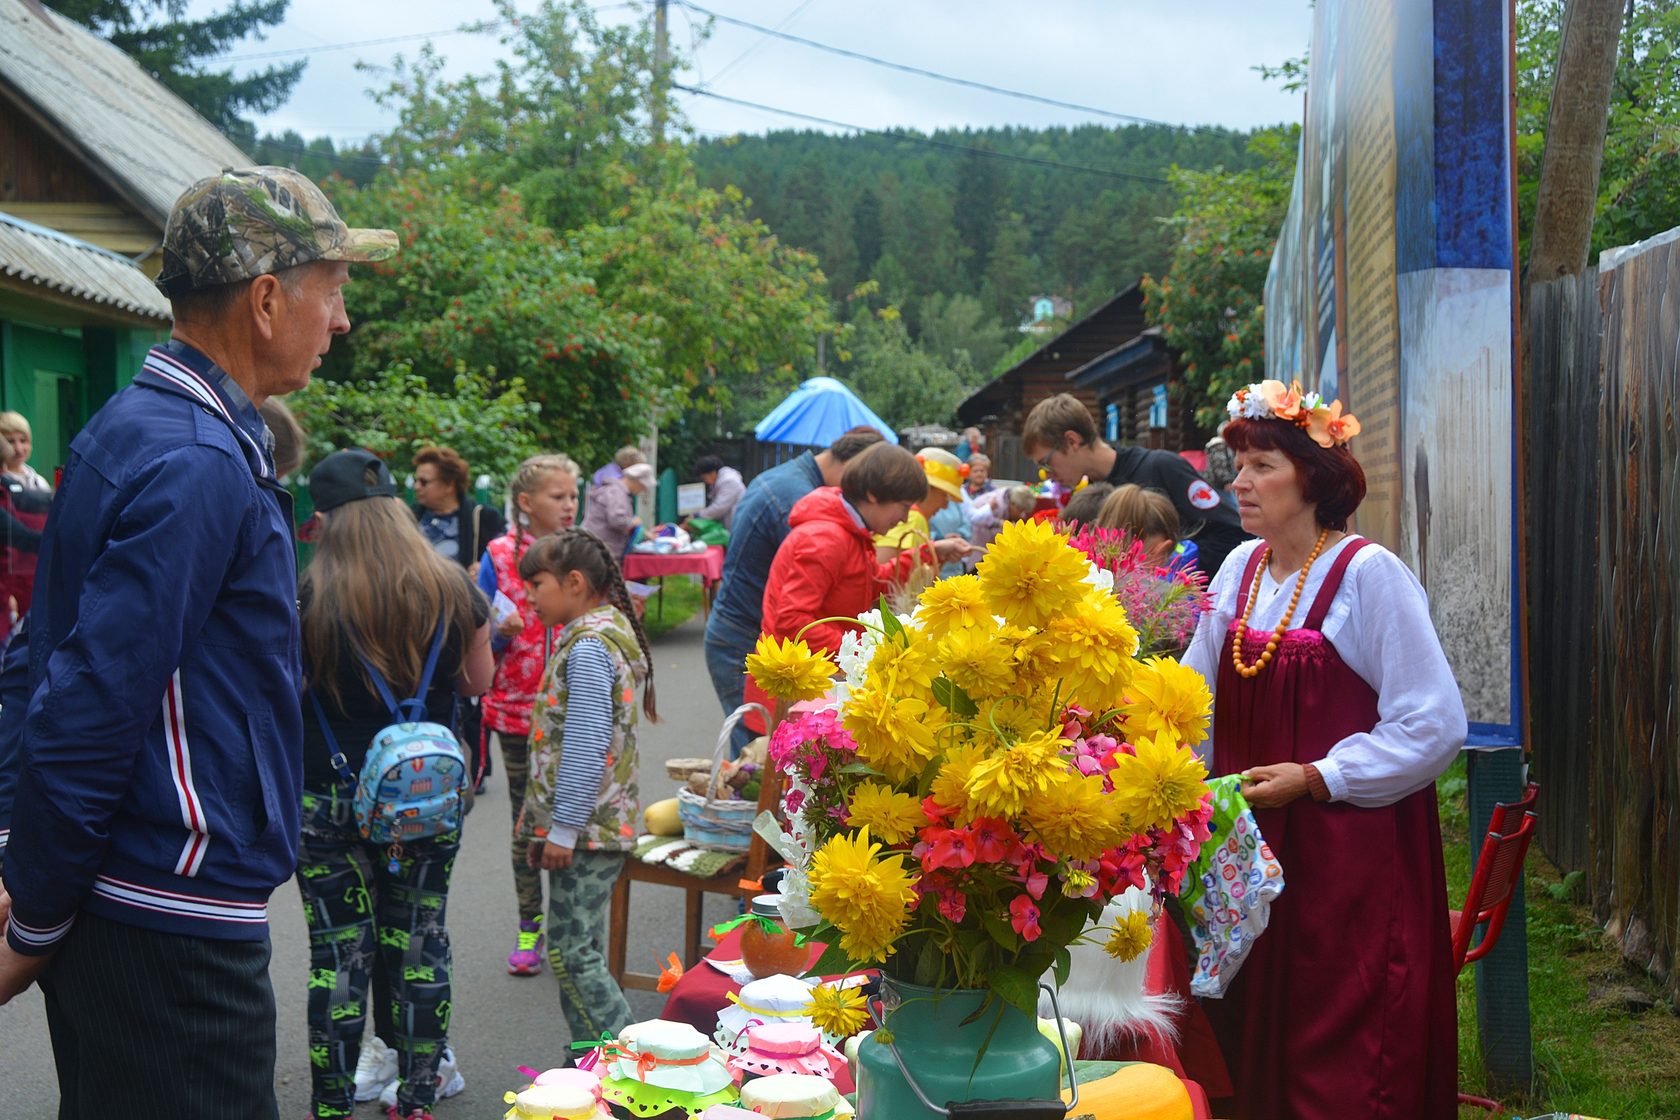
left=360, top=610, right=450, bottom=725
left=308, top=689, right=357, bottom=785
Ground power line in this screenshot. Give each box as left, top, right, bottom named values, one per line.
left=213, top=3, right=640, bottom=63
left=707, top=0, right=818, bottom=87
left=675, top=84, right=1169, bottom=184
left=679, top=1, right=1174, bottom=127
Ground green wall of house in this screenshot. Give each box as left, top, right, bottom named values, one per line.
left=0, top=314, right=161, bottom=476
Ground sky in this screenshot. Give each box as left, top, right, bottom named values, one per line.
left=195, top=0, right=1315, bottom=144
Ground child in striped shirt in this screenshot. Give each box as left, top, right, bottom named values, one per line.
left=515, top=528, right=657, bottom=1040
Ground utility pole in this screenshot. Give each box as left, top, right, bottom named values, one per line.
left=652, top=0, right=668, bottom=146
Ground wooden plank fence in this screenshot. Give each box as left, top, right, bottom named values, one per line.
left=1525, top=230, right=1680, bottom=1004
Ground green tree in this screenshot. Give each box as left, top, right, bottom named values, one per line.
left=1518, top=0, right=1680, bottom=266
left=289, top=363, right=544, bottom=482
left=838, top=304, right=974, bottom=431
left=917, top=291, right=1012, bottom=376
left=323, top=168, right=660, bottom=468
left=1141, top=126, right=1299, bottom=428
left=53, top=0, right=303, bottom=149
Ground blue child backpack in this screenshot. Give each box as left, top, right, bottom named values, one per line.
left=310, top=612, right=467, bottom=860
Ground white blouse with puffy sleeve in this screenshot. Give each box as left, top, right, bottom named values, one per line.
left=1182, top=535, right=1467, bottom=807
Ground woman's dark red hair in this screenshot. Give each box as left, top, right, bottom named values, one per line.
left=1224, top=417, right=1367, bottom=531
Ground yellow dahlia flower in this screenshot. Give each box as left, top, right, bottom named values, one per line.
left=916, top=574, right=994, bottom=639
left=846, top=781, right=925, bottom=845
left=939, top=625, right=1017, bottom=700
left=805, top=982, right=869, bottom=1037
left=1025, top=772, right=1126, bottom=861
left=807, top=827, right=919, bottom=963
left=842, top=684, right=939, bottom=783
left=866, top=633, right=939, bottom=697
left=963, top=728, right=1071, bottom=819
left=1121, top=656, right=1213, bottom=748
left=975, top=519, right=1093, bottom=630
left=1041, top=589, right=1139, bottom=705
left=1107, top=732, right=1209, bottom=833
left=745, top=634, right=837, bottom=703
left=1104, top=909, right=1153, bottom=961
left=927, top=741, right=991, bottom=824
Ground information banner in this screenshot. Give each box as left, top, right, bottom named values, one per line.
left=1264, top=0, right=1521, bottom=743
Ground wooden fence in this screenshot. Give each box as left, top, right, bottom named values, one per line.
left=1526, top=230, right=1680, bottom=1003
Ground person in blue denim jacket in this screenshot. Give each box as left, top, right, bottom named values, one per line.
left=702, top=427, right=882, bottom=752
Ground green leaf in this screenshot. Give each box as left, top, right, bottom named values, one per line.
left=931, top=676, right=979, bottom=718
left=806, top=937, right=860, bottom=977
left=1053, top=946, right=1072, bottom=987
left=989, top=964, right=1041, bottom=1022
left=878, top=597, right=906, bottom=641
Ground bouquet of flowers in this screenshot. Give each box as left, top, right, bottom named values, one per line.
left=746, top=518, right=1214, bottom=1025
left=1064, top=525, right=1210, bottom=656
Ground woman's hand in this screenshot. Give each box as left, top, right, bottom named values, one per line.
left=527, top=839, right=575, bottom=871
left=496, top=611, right=524, bottom=638
left=1240, top=763, right=1311, bottom=809
left=932, top=538, right=971, bottom=564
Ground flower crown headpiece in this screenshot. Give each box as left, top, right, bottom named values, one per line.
left=1227, top=379, right=1361, bottom=448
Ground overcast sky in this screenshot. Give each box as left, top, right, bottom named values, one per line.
left=195, top=0, right=1314, bottom=144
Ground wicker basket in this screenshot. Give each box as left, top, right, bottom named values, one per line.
left=676, top=703, right=768, bottom=852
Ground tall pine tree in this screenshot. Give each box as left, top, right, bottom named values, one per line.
left=52, top=0, right=303, bottom=149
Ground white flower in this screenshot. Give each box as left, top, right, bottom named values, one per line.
left=1225, top=393, right=1245, bottom=418
left=1083, top=561, right=1116, bottom=596
left=1240, top=392, right=1271, bottom=420
left=1300, top=391, right=1324, bottom=411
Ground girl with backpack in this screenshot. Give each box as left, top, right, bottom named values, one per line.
left=297, top=450, right=494, bottom=1120
left=474, top=453, right=581, bottom=976
left=515, top=527, right=657, bottom=1040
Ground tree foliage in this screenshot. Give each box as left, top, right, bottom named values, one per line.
left=1518, top=0, right=1680, bottom=263
left=289, top=363, right=543, bottom=483
left=836, top=302, right=975, bottom=431
left=52, top=0, right=303, bottom=149
left=1141, top=127, right=1299, bottom=429
left=323, top=169, right=659, bottom=468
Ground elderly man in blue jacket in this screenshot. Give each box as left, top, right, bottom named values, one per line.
left=0, top=168, right=396, bottom=1119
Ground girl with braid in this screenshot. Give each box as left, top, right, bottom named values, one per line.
left=515, top=528, right=657, bottom=1040
left=475, top=454, right=580, bottom=976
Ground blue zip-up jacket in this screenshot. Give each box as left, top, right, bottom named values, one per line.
left=4, top=341, right=303, bottom=954
left=0, top=619, right=32, bottom=870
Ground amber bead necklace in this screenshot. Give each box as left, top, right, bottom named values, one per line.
left=1231, top=527, right=1333, bottom=679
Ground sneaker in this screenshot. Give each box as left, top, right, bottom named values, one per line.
left=507, top=917, right=544, bottom=976
left=385, top=1109, right=432, bottom=1120
left=378, top=1045, right=464, bottom=1108
left=352, top=1035, right=399, bottom=1103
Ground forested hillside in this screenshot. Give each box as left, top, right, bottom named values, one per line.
left=692, top=123, right=1265, bottom=353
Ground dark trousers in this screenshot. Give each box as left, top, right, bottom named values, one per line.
left=296, top=787, right=458, bottom=1118
left=40, top=910, right=279, bottom=1120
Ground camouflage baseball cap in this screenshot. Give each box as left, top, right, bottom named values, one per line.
left=156, top=166, right=398, bottom=297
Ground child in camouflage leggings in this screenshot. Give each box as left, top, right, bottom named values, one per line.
left=515, top=528, right=657, bottom=1041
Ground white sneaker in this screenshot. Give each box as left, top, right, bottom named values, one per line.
left=352, top=1035, right=399, bottom=1103
left=378, top=1045, right=465, bottom=1107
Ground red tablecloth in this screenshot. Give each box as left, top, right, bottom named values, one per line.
left=622, top=544, right=725, bottom=586
left=662, top=923, right=1226, bottom=1109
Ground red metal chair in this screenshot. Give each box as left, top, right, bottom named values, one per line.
left=1452, top=783, right=1540, bottom=1116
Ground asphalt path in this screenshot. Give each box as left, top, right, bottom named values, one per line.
left=0, top=612, right=746, bottom=1117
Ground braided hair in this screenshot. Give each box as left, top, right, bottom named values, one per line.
left=517, top=527, right=658, bottom=722
left=505, top=453, right=580, bottom=565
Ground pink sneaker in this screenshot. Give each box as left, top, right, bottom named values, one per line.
left=507, top=917, right=544, bottom=976
left=386, top=1108, right=432, bottom=1120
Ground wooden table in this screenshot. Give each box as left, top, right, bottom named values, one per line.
left=606, top=857, right=762, bottom=992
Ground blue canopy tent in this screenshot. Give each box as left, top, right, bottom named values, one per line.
left=754, top=376, right=899, bottom=448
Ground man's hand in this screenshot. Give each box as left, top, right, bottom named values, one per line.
left=0, top=938, right=53, bottom=1006
left=0, top=877, right=11, bottom=935
left=1240, top=763, right=1309, bottom=809
left=527, top=839, right=575, bottom=871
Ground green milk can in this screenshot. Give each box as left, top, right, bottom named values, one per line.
left=855, top=980, right=1075, bottom=1119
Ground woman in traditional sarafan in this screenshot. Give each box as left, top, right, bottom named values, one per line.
left=1181, top=380, right=1463, bottom=1120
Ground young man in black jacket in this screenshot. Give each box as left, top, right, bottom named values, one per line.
left=1022, top=393, right=1249, bottom=579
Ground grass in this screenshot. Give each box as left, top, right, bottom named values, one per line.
left=1439, top=758, right=1680, bottom=1119
left=639, top=574, right=706, bottom=639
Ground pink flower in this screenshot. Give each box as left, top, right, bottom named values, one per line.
left=784, top=788, right=806, bottom=816
left=1023, top=868, right=1049, bottom=900
left=938, top=888, right=968, bottom=923
left=923, top=827, right=976, bottom=871
left=1009, top=895, right=1042, bottom=942
left=969, top=818, right=1015, bottom=864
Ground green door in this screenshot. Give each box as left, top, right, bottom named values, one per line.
left=1, top=322, right=87, bottom=476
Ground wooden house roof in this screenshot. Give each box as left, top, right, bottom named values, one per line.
left=0, top=0, right=251, bottom=229
left=0, top=210, right=171, bottom=323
